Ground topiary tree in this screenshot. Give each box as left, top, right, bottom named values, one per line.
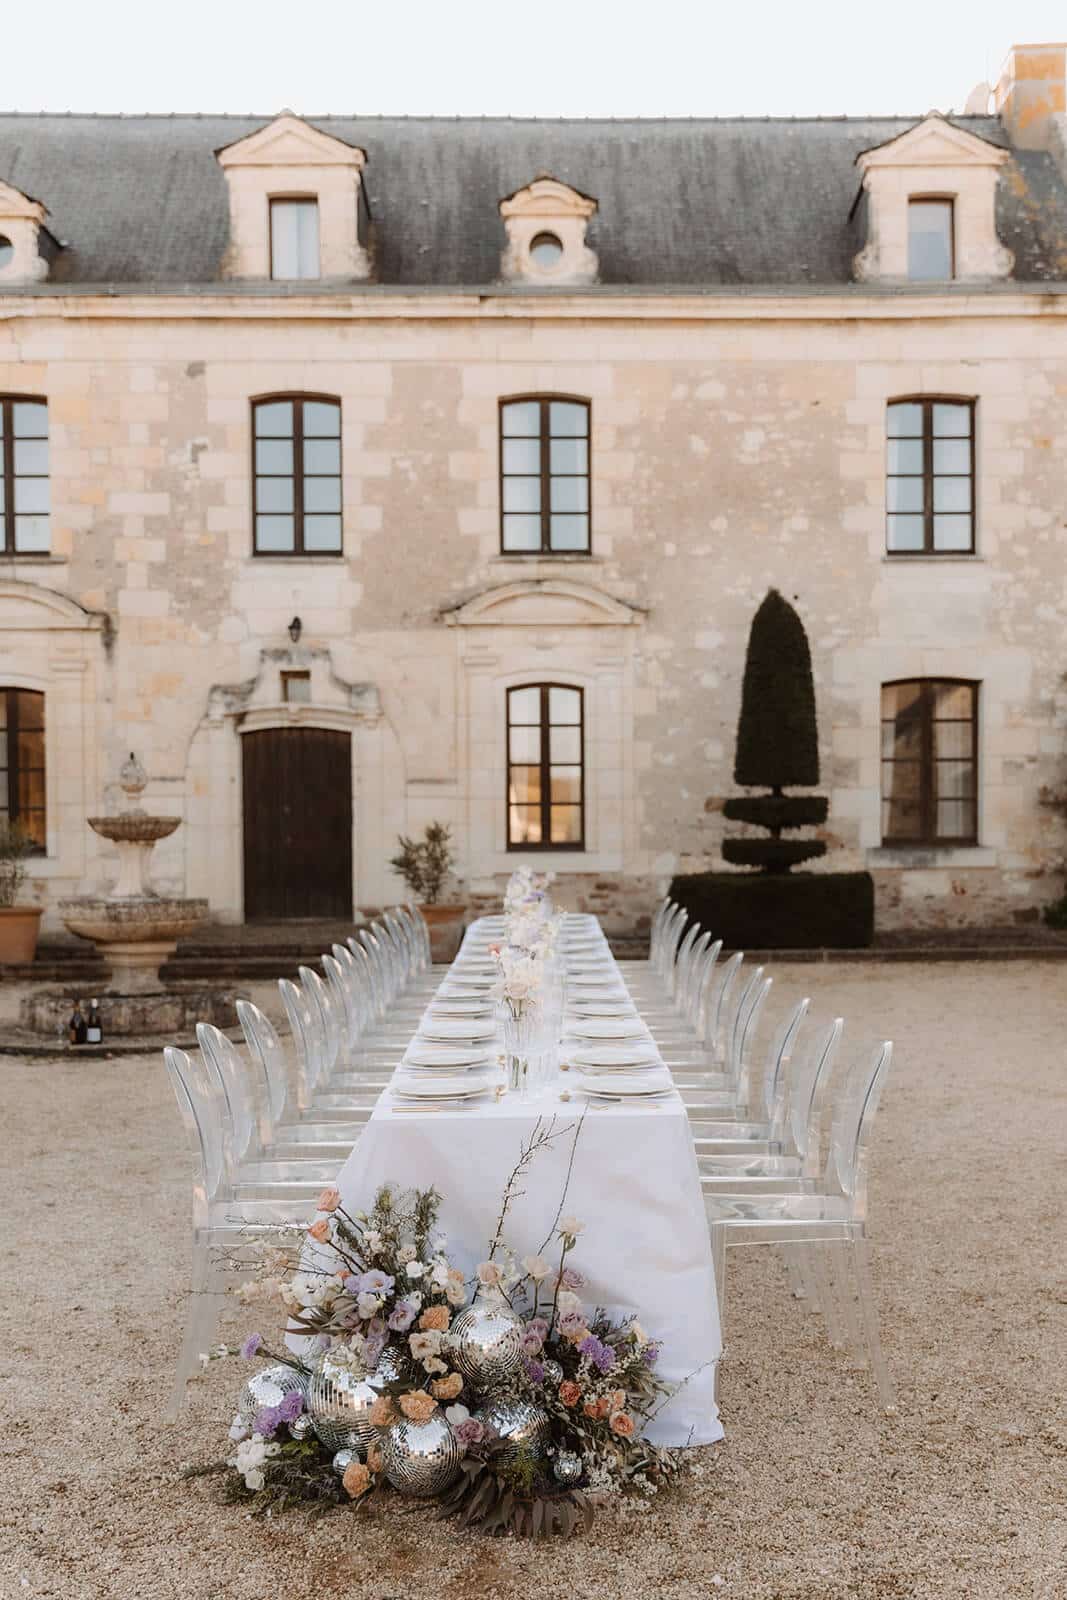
left=721, top=589, right=828, bottom=874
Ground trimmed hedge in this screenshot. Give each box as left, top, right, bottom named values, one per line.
left=721, top=837, right=827, bottom=873
left=722, top=795, right=829, bottom=831
left=669, top=870, right=875, bottom=950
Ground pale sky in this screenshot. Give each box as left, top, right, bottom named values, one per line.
left=4, top=0, right=1066, bottom=119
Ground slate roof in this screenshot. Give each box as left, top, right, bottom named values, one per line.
left=0, top=112, right=1065, bottom=289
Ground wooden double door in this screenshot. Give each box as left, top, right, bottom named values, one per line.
left=242, top=727, right=353, bottom=921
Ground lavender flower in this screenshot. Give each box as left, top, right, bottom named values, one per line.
left=357, top=1269, right=395, bottom=1296
left=240, top=1333, right=262, bottom=1361
left=643, top=1342, right=661, bottom=1367
left=388, top=1297, right=419, bottom=1332
left=524, top=1357, right=546, bottom=1384
left=252, top=1404, right=282, bottom=1437
left=594, top=1343, right=617, bottom=1374
left=578, top=1335, right=602, bottom=1361
left=277, top=1390, right=304, bottom=1422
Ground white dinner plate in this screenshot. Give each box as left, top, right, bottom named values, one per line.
left=576, top=1069, right=674, bottom=1098
left=427, top=999, right=494, bottom=1016
left=418, top=1019, right=497, bottom=1043
left=403, top=1044, right=494, bottom=1070
left=567, top=976, right=625, bottom=991
left=567, top=999, right=637, bottom=1016
left=568, top=1018, right=650, bottom=1040
left=569, top=1045, right=661, bottom=1070
left=392, top=1075, right=493, bottom=1101
left=439, top=979, right=496, bottom=995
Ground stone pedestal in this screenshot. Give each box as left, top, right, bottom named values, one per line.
left=58, top=896, right=210, bottom=991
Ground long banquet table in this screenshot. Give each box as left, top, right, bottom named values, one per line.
left=327, top=912, right=723, bottom=1447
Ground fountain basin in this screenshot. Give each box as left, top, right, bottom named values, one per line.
left=59, top=896, right=209, bottom=992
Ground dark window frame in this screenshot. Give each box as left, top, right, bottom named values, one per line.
left=0, top=394, right=49, bottom=557
left=251, top=392, right=343, bottom=557
left=268, top=195, right=321, bottom=281
left=281, top=669, right=311, bottom=703
left=880, top=677, right=979, bottom=848
left=498, top=394, right=592, bottom=555
left=0, top=686, right=46, bottom=853
left=907, top=195, right=956, bottom=281
left=886, top=396, right=976, bottom=555
left=506, top=681, right=586, bottom=852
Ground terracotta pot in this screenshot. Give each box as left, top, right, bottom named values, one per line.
left=417, top=903, right=467, bottom=927
left=418, top=903, right=467, bottom=963
left=0, top=905, right=43, bottom=965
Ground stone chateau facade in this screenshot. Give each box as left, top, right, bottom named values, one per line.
left=1, top=43, right=1066, bottom=934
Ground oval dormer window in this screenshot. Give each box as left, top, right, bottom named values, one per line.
left=0, top=236, right=13, bottom=269
left=529, top=232, right=564, bottom=270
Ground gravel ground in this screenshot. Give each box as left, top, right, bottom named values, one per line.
left=1, top=961, right=1064, bottom=1600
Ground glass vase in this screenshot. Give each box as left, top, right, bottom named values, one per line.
left=502, top=1006, right=539, bottom=1100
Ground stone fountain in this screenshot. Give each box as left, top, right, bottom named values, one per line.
left=22, top=754, right=239, bottom=1041
left=60, top=753, right=209, bottom=992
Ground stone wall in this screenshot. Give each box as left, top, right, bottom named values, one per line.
left=0, top=289, right=1065, bottom=933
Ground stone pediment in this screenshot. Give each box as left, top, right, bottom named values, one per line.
left=0, top=178, right=47, bottom=223
left=500, top=175, right=598, bottom=222
left=206, top=644, right=381, bottom=725
left=442, top=579, right=644, bottom=628
left=216, top=113, right=367, bottom=171
left=856, top=113, right=1010, bottom=172
left=0, top=579, right=107, bottom=632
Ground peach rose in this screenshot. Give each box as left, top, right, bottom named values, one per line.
left=609, top=1411, right=636, bottom=1438
left=431, top=1371, right=463, bottom=1401
left=399, top=1389, right=437, bottom=1424
left=316, top=1186, right=341, bottom=1213
left=368, top=1396, right=396, bottom=1428
left=419, top=1305, right=450, bottom=1333
left=307, top=1218, right=330, bottom=1243
left=566, top=1325, right=590, bottom=1346
left=609, top=1390, right=627, bottom=1412
left=342, top=1460, right=371, bottom=1498
left=367, top=1442, right=383, bottom=1473
left=558, top=1380, right=582, bottom=1407
left=595, top=1396, right=613, bottom=1420
left=583, top=1401, right=599, bottom=1420
left=476, top=1261, right=503, bottom=1288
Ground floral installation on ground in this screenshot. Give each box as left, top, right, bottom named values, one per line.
left=189, top=1114, right=694, bottom=1537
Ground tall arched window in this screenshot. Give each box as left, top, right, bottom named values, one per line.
left=0, top=396, right=49, bottom=555
left=499, top=397, right=590, bottom=554
left=881, top=679, right=977, bottom=845
left=886, top=398, right=975, bottom=554
left=507, top=683, right=584, bottom=849
left=0, top=688, right=46, bottom=849
left=252, top=395, right=342, bottom=554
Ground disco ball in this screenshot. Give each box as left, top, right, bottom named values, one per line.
left=331, top=1447, right=359, bottom=1476
left=307, top=1349, right=380, bottom=1455
left=473, top=1397, right=552, bottom=1468
left=552, top=1449, right=583, bottom=1486
left=378, top=1414, right=461, bottom=1497
left=450, top=1295, right=523, bottom=1388
left=541, top=1359, right=564, bottom=1387
left=288, top=1412, right=315, bottom=1442
left=236, top=1363, right=309, bottom=1428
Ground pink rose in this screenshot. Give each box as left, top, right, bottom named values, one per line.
left=316, top=1187, right=341, bottom=1213
left=307, top=1218, right=330, bottom=1243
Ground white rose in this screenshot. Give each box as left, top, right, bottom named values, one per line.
left=521, top=1254, right=552, bottom=1282
left=357, top=1292, right=381, bottom=1319
left=559, top=1216, right=585, bottom=1238
left=398, top=1244, right=417, bottom=1264
left=244, top=1468, right=265, bottom=1491
left=406, top=1261, right=426, bottom=1279
left=445, top=1404, right=470, bottom=1426
left=556, top=1290, right=582, bottom=1317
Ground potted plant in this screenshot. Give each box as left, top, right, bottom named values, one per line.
left=0, top=820, right=43, bottom=964
left=390, top=822, right=465, bottom=936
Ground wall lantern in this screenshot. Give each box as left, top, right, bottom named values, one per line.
left=288, top=616, right=302, bottom=644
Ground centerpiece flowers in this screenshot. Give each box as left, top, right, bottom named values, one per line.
left=196, top=1120, right=692, bottom=1537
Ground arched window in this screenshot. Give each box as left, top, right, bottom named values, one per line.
left=252, top=395, right=342, bottom=555
left=886, top=398, right=975, bottom=554
left=0, top=396, right=49, bottom=555
left=507, top=683, right=584, bottom=850
left=0, top=688, right=45, bottom=849
left=499, top=397, right=590, bottom=554
left=881, top=679, right=977, bottom=845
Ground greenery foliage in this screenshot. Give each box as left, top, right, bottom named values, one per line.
left=669, top=870, right=874, bottom=950
left=389, top=821, right=456, bottom=905
left=0, top=819, right=33, bottom=908
left=725, top=590, right=827, bottom=874
left=1043, top=892, right=1067, bottom=930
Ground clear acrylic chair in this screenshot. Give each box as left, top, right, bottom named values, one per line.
left=237, top=998, right=375, bottom=1158
left=196, top=1022, right=342, bottom=1195
left=702, top=1040, right=896, bottom=1411
left=163, top=1044, right=318, bottom=1418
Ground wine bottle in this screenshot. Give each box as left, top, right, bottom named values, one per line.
left=86, top=999, right=103, bottom=1045
left=69, top=1000, right=87, bottom=1046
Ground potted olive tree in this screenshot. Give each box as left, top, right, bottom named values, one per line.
left=390, top=822, right=465, bottom=944
left=0, top=820, right=43, bottom=964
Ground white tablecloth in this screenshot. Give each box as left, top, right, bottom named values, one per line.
left=329, top=915, right=723, bottom=1448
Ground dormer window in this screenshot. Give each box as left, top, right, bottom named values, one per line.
left=0, top=237, right=12, bottom=270
left=908, top=198, right=954, bottom=280
left=216, top=114, right=369, bottom=282
left=270, top=198, right=320, bottom=280
left=0, top=179, right=53, bottom=285
left=853, top=114, right=1012, bottom=283
left=499, top=176, right=598, bottom=285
